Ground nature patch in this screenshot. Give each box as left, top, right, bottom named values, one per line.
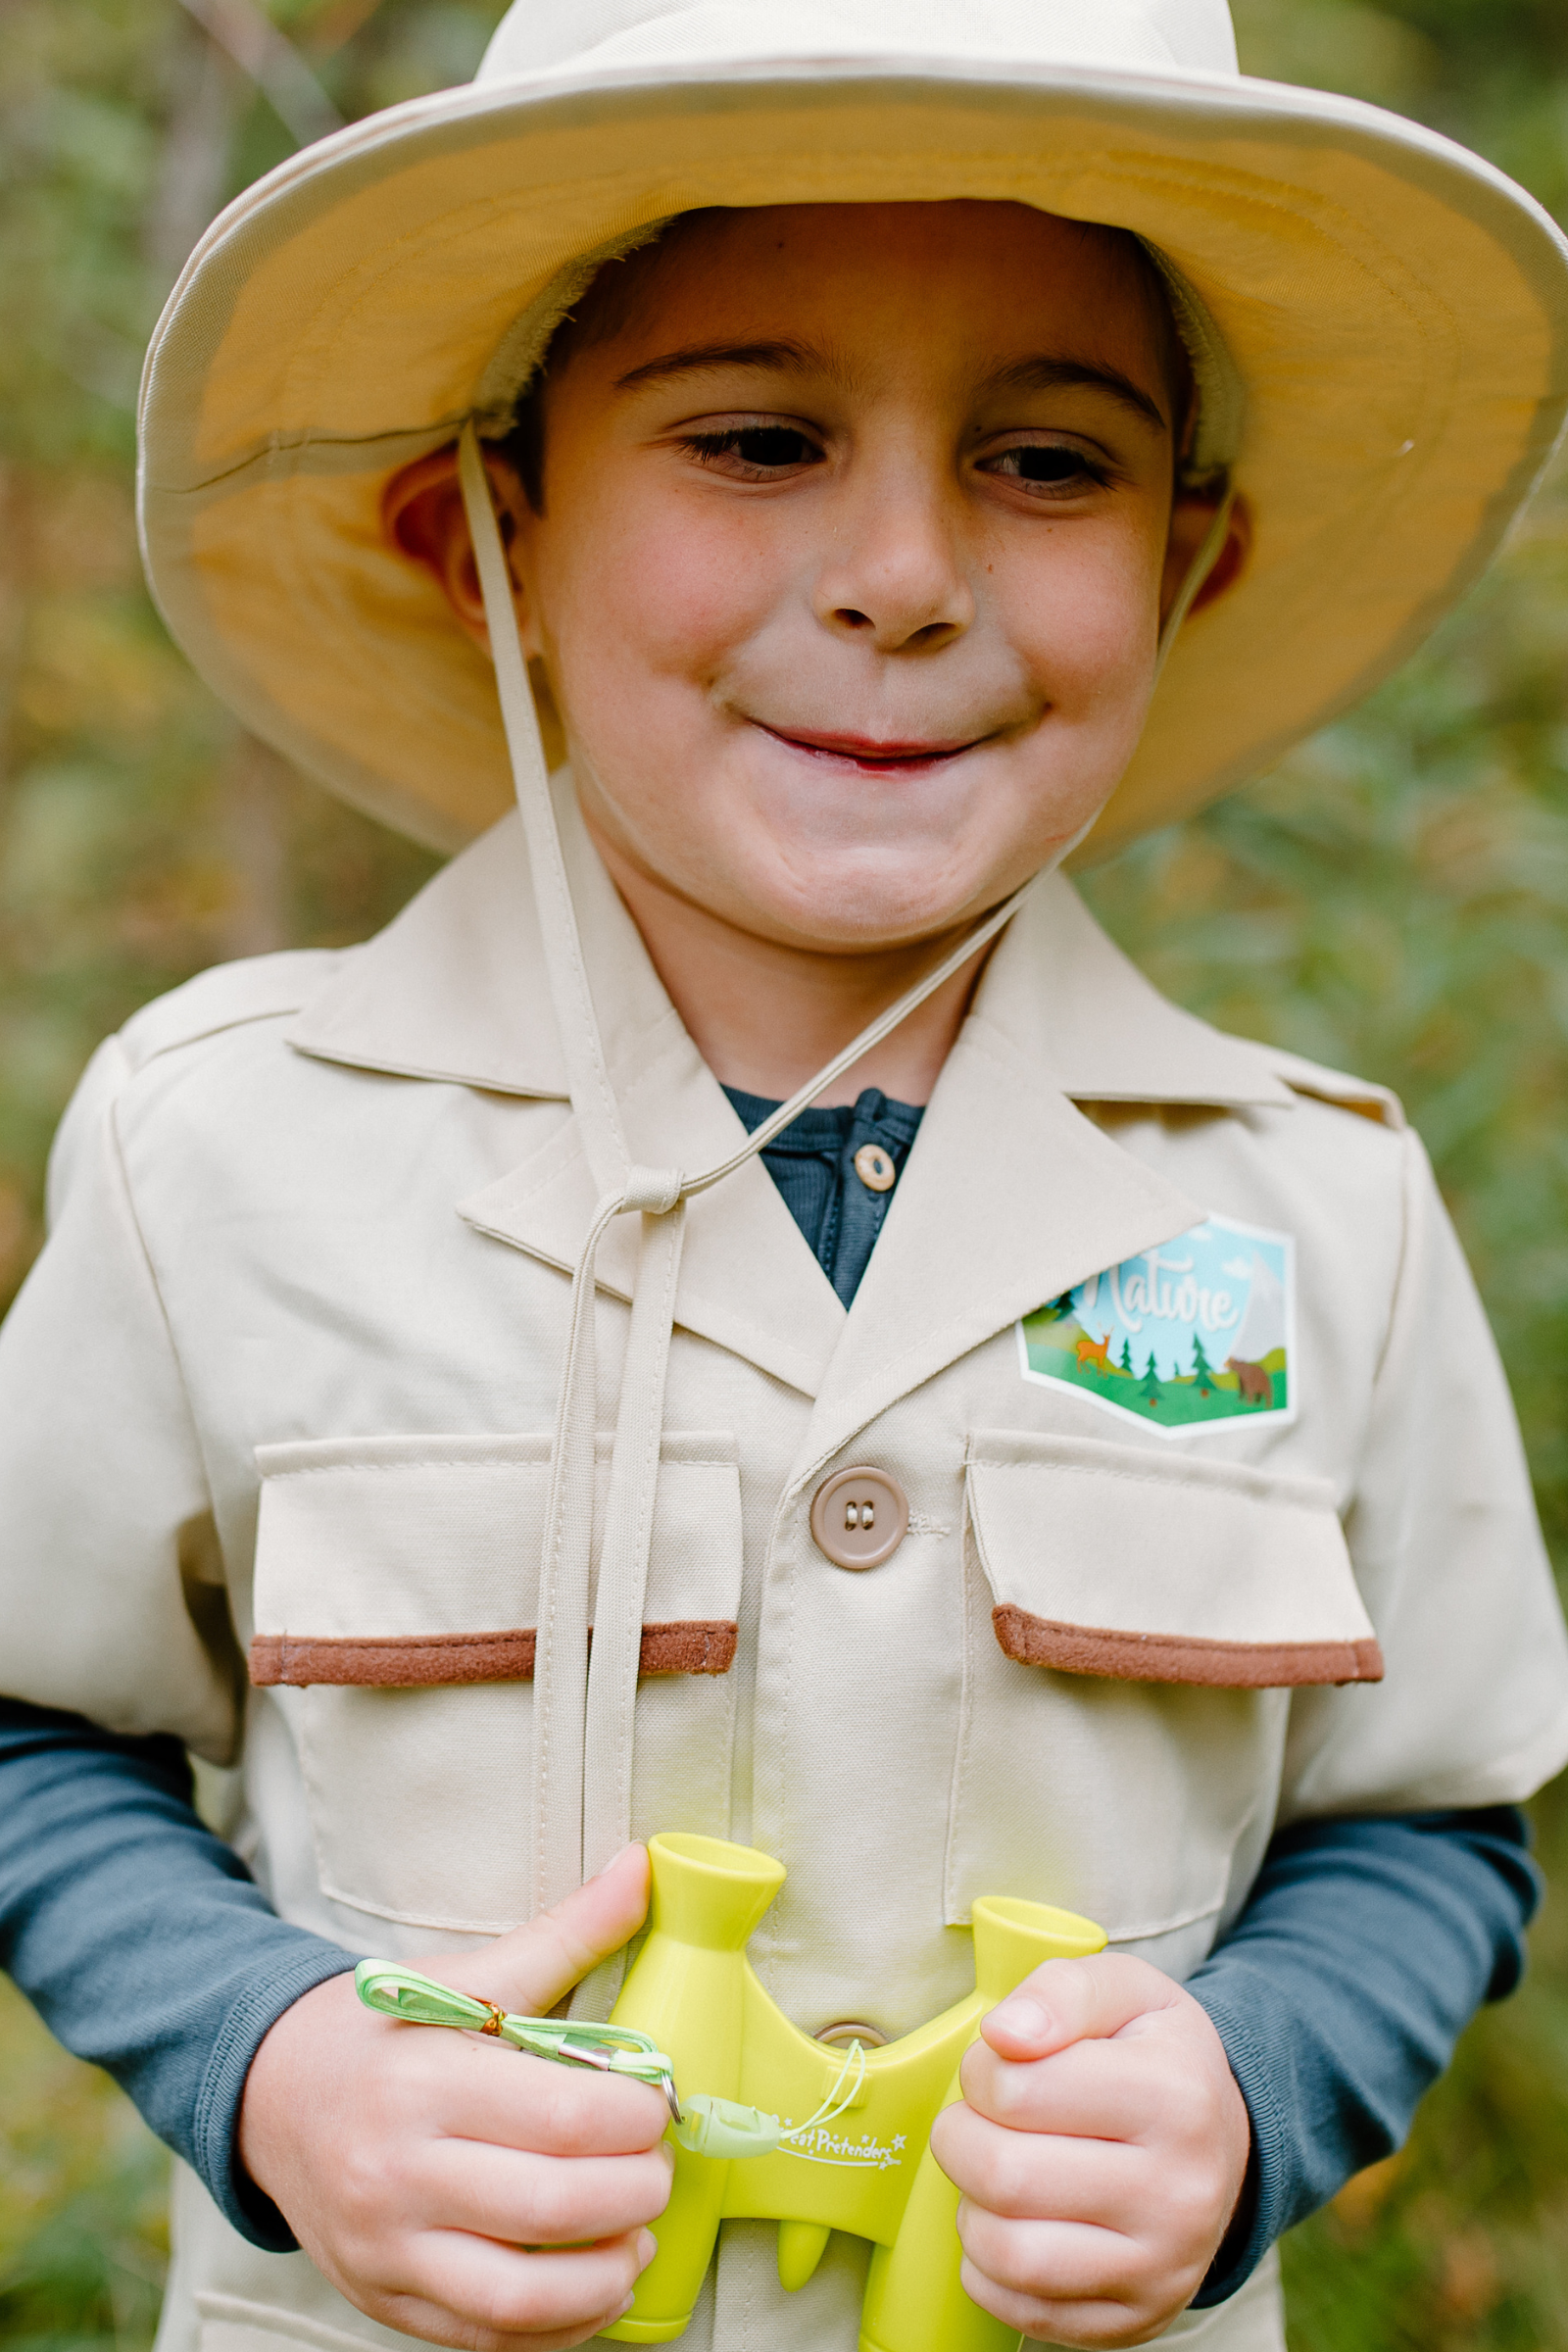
left=1017, top=1214, right=1295, bottom=1437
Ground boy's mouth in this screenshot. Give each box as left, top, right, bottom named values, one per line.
left=756, top=723, right=985, bottom=773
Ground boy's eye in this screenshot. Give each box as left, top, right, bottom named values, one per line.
left=981, top=443, right=1107, bottom=495
left=683, top=425, right=823, bottom=476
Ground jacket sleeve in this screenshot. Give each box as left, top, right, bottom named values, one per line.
left=0, top=1039, right=239, bottom=1757
left=1281, top=1126, right=1568, bottom=1819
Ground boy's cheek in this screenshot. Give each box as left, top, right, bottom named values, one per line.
left=538, top=482, right=786, bottom=698
left=998, top=545, right=1162, bottom=721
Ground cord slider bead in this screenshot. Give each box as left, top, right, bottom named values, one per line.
left=622, top=1165, right=685, bottom=1215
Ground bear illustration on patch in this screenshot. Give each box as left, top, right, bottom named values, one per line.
left=1017, top=1213, right=1296, bottom=1436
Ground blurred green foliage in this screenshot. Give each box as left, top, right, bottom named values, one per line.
left=0, top=1976, right=170, bottom=2352
left=2, top=0, right=1568, bottom=2346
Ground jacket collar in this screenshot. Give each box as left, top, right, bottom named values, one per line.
left=288, top=803, right=1298, bottom=1114
left=285, top=802, right=1319, bottom=1415
left=288, top=809, right=574, bottom=1099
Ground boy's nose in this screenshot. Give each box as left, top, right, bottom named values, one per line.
left=811, top=500, right=976, bottom=654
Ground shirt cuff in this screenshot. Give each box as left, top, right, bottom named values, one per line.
left=1184, top=1982, right=1302, bottom=2308
left=192, top=1937, right=360, bottom=2251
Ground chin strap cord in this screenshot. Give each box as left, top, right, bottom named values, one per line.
left=457, top=422, right=1126, bottom=1962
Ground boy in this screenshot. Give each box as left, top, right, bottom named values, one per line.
left=3, top=5, right=1568, bottom=2351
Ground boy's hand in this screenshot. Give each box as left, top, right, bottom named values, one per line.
left=930, top=1953, right=1250, bottom=2349
left=238, top=1844, right=672, bottom=2352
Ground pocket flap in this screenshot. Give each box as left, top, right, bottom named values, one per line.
left=250, top=1431, right=741, bottom=1686
left=966, top=1431, right=1381, bottom=1688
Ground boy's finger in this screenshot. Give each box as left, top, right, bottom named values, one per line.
left=931, top=2096, right=1144, bottom=2226
left=418, top=2140, right=672, bottom=2242
left=956, top=2202, right=1142, bottom=2308
left=956, top=2254, right=1119, bottom=2352
left=399, top=2029, right=672, bottom=2156
left=979, top=1951, right=1179, bottom=2063
left=957, top=2032, right=1182, bottom=2140
left=417, top=1843, right=652, bottom=2018
left=956, top=2235, right=1150, bottom=2346
left=385, top=2225, right=655, bottom=2350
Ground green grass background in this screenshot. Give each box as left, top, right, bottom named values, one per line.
left=3, top=0, right=1568, bottom=2343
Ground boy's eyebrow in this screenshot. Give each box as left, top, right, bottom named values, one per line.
left=613, top=339, right=823, bottom=392
left=613, top=342, right=1168, bottom=432
left=986, top=357, right=1168, bottom=432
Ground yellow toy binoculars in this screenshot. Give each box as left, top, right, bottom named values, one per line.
left=611, top=1833, right=1102, bottom=2350
left=359, top=1831, right=1104, bottom=2351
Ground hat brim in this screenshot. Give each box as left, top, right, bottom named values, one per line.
left=138, top=53, right=1568, bottom=858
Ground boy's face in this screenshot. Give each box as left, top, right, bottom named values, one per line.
left=432, top=204, right=1221, bottom=955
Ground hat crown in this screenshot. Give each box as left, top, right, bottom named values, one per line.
left=478, top=0, right=1240, bottom=85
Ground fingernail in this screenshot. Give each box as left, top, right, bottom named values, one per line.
left=991, top=1994, right=1051, bottom=2045
left=591, top=1842, right=641, bottom=1881
left=637, top=2229, right=658, bottom=2273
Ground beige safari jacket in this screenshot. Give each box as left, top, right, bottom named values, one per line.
left=3, top=797, right=1567, bottom=2352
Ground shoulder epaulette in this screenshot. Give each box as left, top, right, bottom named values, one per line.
left=1267, top=1045, right=1404, bottom=1131
left=117, top=950, right=347, bottom=1074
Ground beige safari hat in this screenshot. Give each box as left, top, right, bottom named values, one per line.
left=138, top=0, right=1568, bottom=860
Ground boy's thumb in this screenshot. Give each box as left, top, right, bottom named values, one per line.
left=414, top=1841, right=652, bottom=2020
left=980, top=1950, right=1179, bottom=2062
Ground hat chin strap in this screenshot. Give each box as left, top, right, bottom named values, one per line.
left=458, top=421, right=1195, bottom=1988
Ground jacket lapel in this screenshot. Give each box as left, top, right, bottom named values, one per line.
left=451, top=798, right=847, bottom=1398
left=802, top=1020, right=1204, bottom=1469
left=800, top=879, right=1294, bottom=1467
left=458, top=1035, right=847, bottom=1401
left=286, top=803, right=1306, bottom=1428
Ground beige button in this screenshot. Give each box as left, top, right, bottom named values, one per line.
left=809, top=1465, right=909, bottom=1569
left=853, top=1143, right=897, bottom=1193
left=816, top=2020, right=889, bottom=2049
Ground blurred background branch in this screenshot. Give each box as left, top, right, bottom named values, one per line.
left=2, top=2, right=1568, bottom=2346
left=173, top=0, right=343, bottom=149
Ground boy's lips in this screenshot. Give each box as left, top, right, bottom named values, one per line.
left=756, top=722, right=986, bottom=771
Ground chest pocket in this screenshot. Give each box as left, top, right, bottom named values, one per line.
left=250, top=1432, right=742, bottom=1935
left=945, top=1431, right=1380, bottom=1962
left=967, top=1430, right=1381, bottom=1690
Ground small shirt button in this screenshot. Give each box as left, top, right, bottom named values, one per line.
left=809, top=1465, right=909, bottom=1569
left=853, top=1143, right=897, bottom=1193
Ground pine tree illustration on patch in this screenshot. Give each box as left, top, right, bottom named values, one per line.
left=1016, top=1212, right=1296, bottom=1436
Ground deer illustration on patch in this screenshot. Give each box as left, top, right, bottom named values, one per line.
left=1017, top=1214, right=1296, bottom=1437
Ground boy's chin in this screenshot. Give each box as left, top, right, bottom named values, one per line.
left=719, top=805, right=1108, bottom=951
left=723, top=858, right=1040, bottom=956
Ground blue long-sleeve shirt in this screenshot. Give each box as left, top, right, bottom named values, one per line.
left=0, top=1085, right=1546, bottom=2295
left=0, top=1698, right=1538, bottom=2295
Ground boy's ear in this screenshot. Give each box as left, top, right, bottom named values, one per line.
left=1161, top=488, right=1251, bottom=628
left=381, top=445, right=539, bottom=656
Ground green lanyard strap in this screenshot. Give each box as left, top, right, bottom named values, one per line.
left=355, top=1960, right=685, bottom=2121
left=352, top=1958, right=854, bottom=2162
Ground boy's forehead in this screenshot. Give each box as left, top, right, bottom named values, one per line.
left=557, top=202, right=1170, bottom=393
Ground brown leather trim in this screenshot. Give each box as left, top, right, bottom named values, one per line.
left=249, top=1630, right=535, bottom=1688
left=992, top=1605, right=1384, bottom=1689
left=636, top=1620, right=738, bottom=1676
left=249, top=1620, right=737, bottom=1690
